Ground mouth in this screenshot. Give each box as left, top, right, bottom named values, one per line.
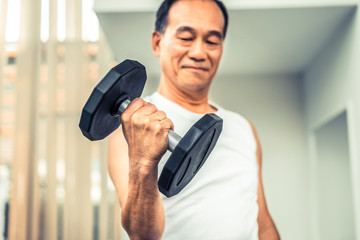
left=181, top=66, right=210, bottom=72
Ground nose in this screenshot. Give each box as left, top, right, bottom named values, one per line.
left=188, top=39, right=206, bottom=62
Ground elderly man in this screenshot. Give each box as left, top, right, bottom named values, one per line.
left=108, top=0, right=280, bottom=239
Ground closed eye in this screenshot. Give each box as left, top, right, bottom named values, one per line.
left=206, top=40, right=219, bottom=45
left=180, top=38, right=193, bottom=41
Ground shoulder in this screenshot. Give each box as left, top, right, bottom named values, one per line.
left=216, top=106, right=257, bottom=150
left=220, top=108, right=263, bottom=167
left=217, top=107, right=252, bottom=134
left=217, top=107, right=251, bottom=129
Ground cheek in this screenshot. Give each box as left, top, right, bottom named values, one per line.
left=210, top=49, right=223, bottom=65
left=168, top=44, right=188, bottom=59
left=163, top=39, right=187, bottom=54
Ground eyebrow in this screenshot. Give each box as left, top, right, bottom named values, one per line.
left=207, top=30, right=223, bottom=40
left=176, top=26, right=196, bottom=35
left=176, top=26, right=223, bottom=39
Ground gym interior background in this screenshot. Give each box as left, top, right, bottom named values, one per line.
left=0, top=0, right=359, bottom=239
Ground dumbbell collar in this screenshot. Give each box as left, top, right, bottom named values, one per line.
left=112, top=94, right=130, bottom=117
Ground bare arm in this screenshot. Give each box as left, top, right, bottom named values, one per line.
left=108, top=98, right=173, bottom=240
left=249, top=121, right=280, bottom=240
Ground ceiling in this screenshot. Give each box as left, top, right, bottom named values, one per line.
left=95, top=1, right=356, bottom=77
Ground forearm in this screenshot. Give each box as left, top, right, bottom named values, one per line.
left=121, top=162, right=165, bottom=240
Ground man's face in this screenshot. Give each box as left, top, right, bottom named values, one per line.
left=153, top=0, right=225, bottom=93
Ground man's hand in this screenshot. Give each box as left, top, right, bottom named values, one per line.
left=121, top=98, right=174, bottom=167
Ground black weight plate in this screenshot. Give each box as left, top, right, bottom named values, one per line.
left=79, top=59, right=147, bottom=140
left=158, top=113, right=223, bottom=197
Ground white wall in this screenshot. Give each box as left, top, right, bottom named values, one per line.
left=315, top=111, right=355, bottom=240
left=303, top=6, right=360, bottom=239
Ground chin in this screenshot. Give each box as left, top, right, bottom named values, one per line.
left=182, top=81, right=210, bottom=93
left=175, top=73, right=213, bottom=91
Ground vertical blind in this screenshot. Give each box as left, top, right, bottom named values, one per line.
left=0, top=0, right=122, bottom=239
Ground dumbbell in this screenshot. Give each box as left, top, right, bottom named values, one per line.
left=79, top=59, right=223, bottom=197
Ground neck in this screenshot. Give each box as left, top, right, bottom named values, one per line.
left=157, top=77, right=216, bottom=114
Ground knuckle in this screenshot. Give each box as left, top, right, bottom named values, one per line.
left=166, top=119, right=174, bottom=129
left=166, top=118, right=173, bottom=125
left=146, top=103, right=158, bottom=112
left=120, top=111, right=130, bottom=123
left=153, top=122, right=163, bottom=132
left=132, top=98, right=145, bottom=104
left=128, top=98, right=145, bottom=110
left=131, top=112, right=142, bottom=125
left=143, top=117, right=152, bottom=127
left=158, top=110, right=167, bottom=118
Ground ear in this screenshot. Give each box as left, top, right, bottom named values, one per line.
left=152, top=31, right=162, bottom=57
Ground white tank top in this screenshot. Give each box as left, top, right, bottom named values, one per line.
left=145, top=92, right=259, bottom=240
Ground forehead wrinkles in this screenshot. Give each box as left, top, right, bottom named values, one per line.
left=166, top=0, right=224, bottom=35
